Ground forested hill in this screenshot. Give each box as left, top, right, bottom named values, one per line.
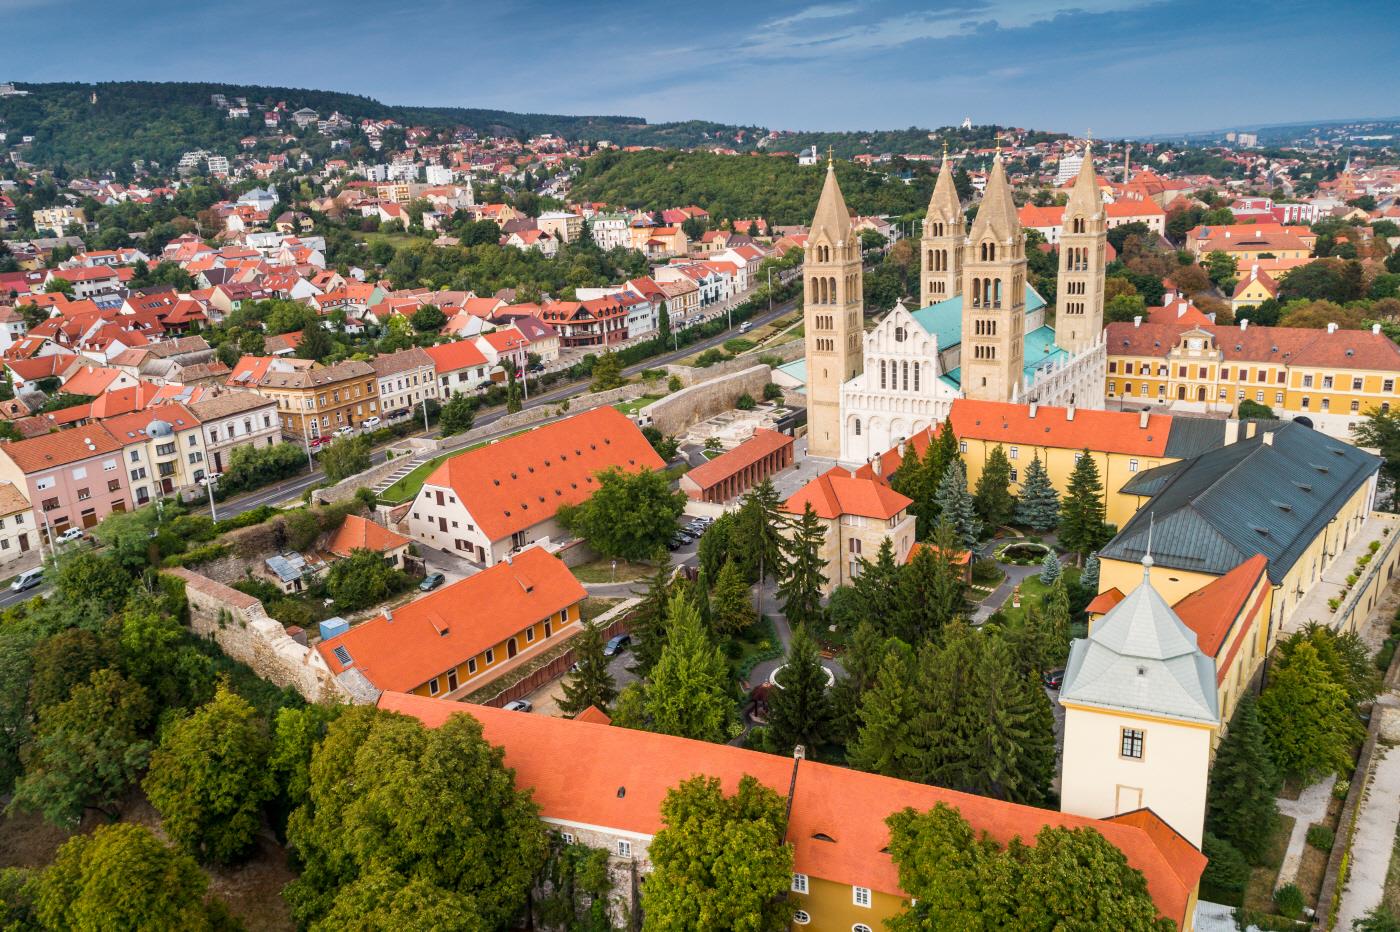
left=571, top=149, right=935, bottom=226
left=0, top=82, right=654, bottom=173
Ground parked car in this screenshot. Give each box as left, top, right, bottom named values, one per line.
left=503, top=699, right=532, bottom=713
left=361, top=416, right=382, bottom=431
left=603, top=634, right=632, bottom=657
left=739, top=321, right=754, bottom=333
left=308, top=435, right=329, bottom=448
left=10, top=568, right=43, bottom=592
left=419, top=572, right=446, bottom=592
left=1042, top=668, right=1065, bottom=691
left=56, top=527, right=85, bottom=545
left=334, top=425, right=355, bottom=438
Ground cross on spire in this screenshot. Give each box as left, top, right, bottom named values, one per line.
left=827, top=145, right=834, bottom=167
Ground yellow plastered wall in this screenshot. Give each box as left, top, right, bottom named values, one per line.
left=408, top=601, right=579, bottom=697
left=959, top=439, right=1167, bottom=529
left=792, top=878, right=901, bottom=931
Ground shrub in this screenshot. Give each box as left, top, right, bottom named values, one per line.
left=695, top=348, right=728, bottom=367
left=762, top=382, right=783, bottom=402
left=1333, top=779, right=1351, bottom=800
left=1273, top=883, right=1304, bottom=919
left=668, top=375, right=683, bottom=392
left=735, top=393, right=756, bottom=411
left=1201, top=833, right=1250, bottom=893
left=1370, top=540, right=1382, bottom=553
left=1306, top=824, right=1334, bottom=851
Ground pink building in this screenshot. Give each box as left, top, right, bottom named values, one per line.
left=0, top=426, right=132, bottom=536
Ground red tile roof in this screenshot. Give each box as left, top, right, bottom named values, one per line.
left=684, top=429, right=792, bottom=493
left=423, top=406, right=665, bottom=541
left=380, top=695, right=1205, bottom=929
left=0, top=424, right=125, bottom=473
left=317, top=546, right=585, bottom=692
left=423, top=339, right=488, bottom=373
left=949, top=398, right=1172, bottom=457
left=1170, top=553, right=1269, bottom=664
left=327, top=514, right=411, bottom=558
left=783, top=466, right=911, bottom=520
left=1085, top=588, right=1126, bottom=616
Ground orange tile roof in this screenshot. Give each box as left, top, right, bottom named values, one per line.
left=573, top=705, right=612, bottom=725
left=1147, top=300, right=1213, bottom=327
left=423, top=406, right=665, bottom=542
left=1085, top=588, right=1126, bottom=616
left=1106, top=321, right=1400, bottom=371
left=0, top=424, right=125, bottom=473
left=327, top=514, right=411, bottom=557
left=949, top=398, right=1172, bottom=458
left=423, top=339, right=488, bottom=373
left=783, top=467, right=911, bottom=520
left=1017, top=205, right=1066, bottom=228
left=61, top=365, right=128, bottom=396
left=317, top=546, right=585, bottom=692
left=684, top=429, right=792, bottom=492
left=380, top=695, right=1205, bottom=929
left=1170, top=553, right=1268, bottom=660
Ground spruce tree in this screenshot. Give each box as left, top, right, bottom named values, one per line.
left=935, top=416, right=960, bottom=472
left=559, top=619, right=618, bottom=716
left=1059, top=451, right=1110, bottom=560
left=1039, top=551, right=1062, bottom=585
left=891, top=522, right=966, bottom=645
left=778, top=503, right=827, bottom=627
left=852, top=537, right=901, bottom=639
left=644, top=591, right=737, bottom=743
left=1206, top=695, right=1280, bottom=864
left=628, top=558, right=672, bottom=675
left=1013, top=455, right=1060, bottom=531
left=709, top=559, right=755, bottom=637
left=1041, top=578, right=1071, bottom=669
left=734, top=479, right=786, bottom=584
left=892, top=433, right=946, bottom=539
left=828, top=620, right=887, bottom=745
left=848, top=642, right=924, bottom=781
left=1080, top=552, right=1100, bottom=591
left=933, top=460, right=982, bottom=548
left=765, top=624, right=833, bottom=757
left=974, top=445, right=1016, bottom=530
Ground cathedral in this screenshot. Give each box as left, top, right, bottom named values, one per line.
left=801, top=148, right=1108, bottom=464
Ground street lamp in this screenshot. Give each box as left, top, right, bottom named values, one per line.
left=201, top=473, right=220, bottom=522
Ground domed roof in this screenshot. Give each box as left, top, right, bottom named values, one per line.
left=146, top=419, right=173, bottom=438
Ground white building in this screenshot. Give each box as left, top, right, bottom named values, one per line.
left=425, top=164, right=454, bottom=185
left=588, top=213, right=630, bottom=252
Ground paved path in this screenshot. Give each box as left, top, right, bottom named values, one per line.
left=1335, top=698, right=1400, bottom=930
left=1276, top=774, right=1336, bottom=888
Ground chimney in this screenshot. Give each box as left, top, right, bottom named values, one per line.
left=793, top=744, right=806, bottom=761
left=1327, top=322, right=1338, bottom=334
left=1139, top=409, right=1150, bottom=429
left=1028, top=403, right=1039, bottom=419
left=1240, top=318, right=1249, bottom=331
left=384, top=609, right=393, bottom=623
left=1133, top=316, right=1142, bottom=328
left=870, top=456, right=882, bottom=477
left=1065, top=405, right=1076, bottom=421
left=1374, top=323, right=1383, bottom=335
left=1262, top=431, right=1274, bottom=446
left=1224, top=419, right=1239, bottom=445
left=897, top=439, right=906, bottom=459
left=1245, top=421, right=1258, bottom=439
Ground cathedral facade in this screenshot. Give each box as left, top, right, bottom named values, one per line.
left=804, top=148, right=1107, bottom=463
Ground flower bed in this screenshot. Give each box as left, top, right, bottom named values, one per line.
left=996, top=541, right=1052, bottom=565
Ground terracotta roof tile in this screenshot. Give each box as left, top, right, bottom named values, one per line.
left=684, top=429, right=792, bottom=492
left=783, top=467, right=911, bottom=520
left=328, top=514, right=411, bottom=557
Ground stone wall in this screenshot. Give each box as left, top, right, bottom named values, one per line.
left=642, top=365, right=772, bottom=437
left=166, top=567, right=348, bottom=703
left=313, top=437, right=441, bottom=505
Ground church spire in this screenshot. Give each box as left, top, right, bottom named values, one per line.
left=1065, top=139, right=1103, bottom=218
left=970, top=151, right=1020, bottom=245
left=811, top=157, right=852, bottom=243
left=927, top=146, right=961, bottom=221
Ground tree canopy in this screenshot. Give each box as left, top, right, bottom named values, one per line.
left=558, top=465, right=685, bottom=561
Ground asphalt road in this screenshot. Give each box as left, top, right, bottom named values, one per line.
left=0, top=297, right=800, bottom=609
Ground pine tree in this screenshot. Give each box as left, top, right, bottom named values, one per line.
left=1059, top=451, right=1110, bottom=560
left=849, top=642, right=925, bottom=781
left=559, top=619, right=618, bottom=716
left=628, top=558, right=672, bottom=675
left=778, top=503, right=827, bottom=627
left=1206, top=695, right=1280, bottom=864
left=974, top=445, right=1016, bottom=530
left=933, top=460, right=982, bottom=548
left=1039, top=551, right=1062, bottom=585
left=1080, top=552, right=1100, bottom=591
left=644, top=591, right=737, bottom=743
left=709, top=559, right=755, bottom=637
left=765, top=624, right=833, bottom=757
left=1014, top=455, right=1060, bottom=531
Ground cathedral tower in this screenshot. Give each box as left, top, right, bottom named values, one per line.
left=803, top=156, right=864, bottom=459
left=1056, top=142, right=1107, bottom=355
left=920, top=148, right=964, bottom=307
left=960, top=152, right=1026, bottom=403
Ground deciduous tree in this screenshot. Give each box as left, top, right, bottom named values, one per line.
left=1258, top=641, right=1362, bottom=781
left=558, top=466, right=685, bottom=561
left=438, top=393, right=476, bottom=437
left=636, top=591, right=737, bottom=743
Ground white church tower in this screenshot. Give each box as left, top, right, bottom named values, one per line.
left=1058, top=548, right=1220, bottom=847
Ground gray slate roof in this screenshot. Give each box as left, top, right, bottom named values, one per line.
left=1103, top=422, right=1380, bottom=583
left=1061, top=563, right=1220, bottom=724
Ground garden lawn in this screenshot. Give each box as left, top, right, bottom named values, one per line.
left=613, top=394, right=662, bottom=416
left=996, top=567, right=1080, bottom=625
left=572, top=559, right=651, bottom=584
left=1241, top=813, right=1296, bottom=916
left=378, top=428, right=533, bottom=503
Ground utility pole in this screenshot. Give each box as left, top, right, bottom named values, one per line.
left=422, top=394, right=431, bottom=434
left=204, top=474, right=219, bottom=522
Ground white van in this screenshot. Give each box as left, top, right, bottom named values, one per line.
left=10, top=568, right=43, bottom=592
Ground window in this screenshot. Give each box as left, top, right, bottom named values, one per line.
left=36, top=476, right=54, bottom=491
left=428, top=677, right=440, bottom=696
left=76, top=488, right=90, bottom=501
left=1128, top=459, right=1138, bottom=473
left=853, top=887, right=872, bottom=908
left=958, top=441, right=968, bottom=454
left=1301, top=397, right=1310, bottom=410
left=103, top=459, right=116, bottom=471
left=187, top=434, right=198, bottom=447
left=560, top=832, right=574, bottom=845
left=1351, top=400, right=1360, bottom=412
left=1353, top=378, right=1364, bottom=391
left=793, top=911, right=811, bottom=925
left=1009, top=446, right=1018, bottom=460
left=71, top=466, right=87, bottom=480
left=1385, top=379, right=1395, bottom=393
left=616, top=840, right=631, bottom=858
left=107, top=479, right=120, bottom=493
left=484, top=648, right=495, bottom=664
left=792, top=873, right=809, bottom=894
left=130, top=450, right=141, bottom=462
left=1120, top=728, right=1144, bottom=760
left=1009, top=468, right=1018, bottom=482
left=467, top=658, right=477, bottom=674
left=1275, top=392, right=1284, bottom=404
left=525, top=626, right=535, bottom=643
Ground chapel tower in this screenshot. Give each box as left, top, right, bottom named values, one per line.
left=803, top=155, right=864, bottom=459
left=959, top=151, right=1026, bottom=403
left=1056, top=141, right=1107, bottom=355
left=920, top=148, right=964, bottom=307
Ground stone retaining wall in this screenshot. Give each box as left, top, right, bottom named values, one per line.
left=313, top=437, right=441, bottom=505
left=166, top=567, right=347, bottom=703
left=642, top=365, right=772, bottom=437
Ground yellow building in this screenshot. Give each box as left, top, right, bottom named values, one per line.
left=316, top=546, right=585, bottom=698
left=1230, top=264, right=1279, bottom=313
left=1105, top=318, right=1400, bottom=440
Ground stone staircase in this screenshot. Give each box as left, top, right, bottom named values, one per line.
left=372, top=454, right=426, bottom=494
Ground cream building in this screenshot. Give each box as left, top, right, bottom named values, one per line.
left=830, top=152, right=1106, bottom=463
left=782, top=466, right=915, bottom=593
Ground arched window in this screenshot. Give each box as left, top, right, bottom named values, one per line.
left=971, top=278, right=981, bottom=307
left=853, top=419, right=861, bottom=436
left=993, top=278, right=1003, bottom=307
left=902, top=360, right=909, bottom=390
left=880, top=360, right=887, bottom=389
left=914, top=363, right=921, bottom=391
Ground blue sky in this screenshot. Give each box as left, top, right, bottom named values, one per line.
left=4, top=0, right=1397, bottom=136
